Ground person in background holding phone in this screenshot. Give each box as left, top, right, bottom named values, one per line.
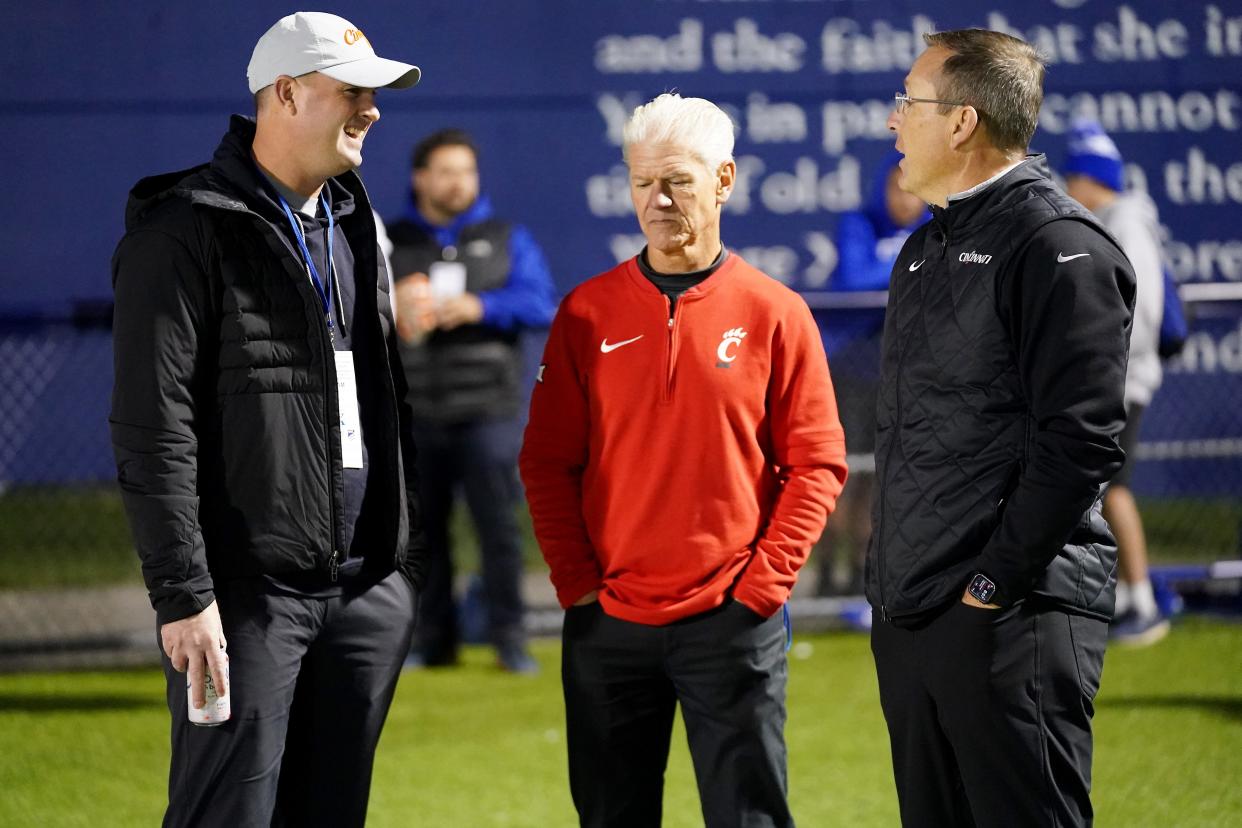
left=388, top=129, right=557, bottom=673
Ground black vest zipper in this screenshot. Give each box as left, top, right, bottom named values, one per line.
left=878, top=224, right=950, bottom=622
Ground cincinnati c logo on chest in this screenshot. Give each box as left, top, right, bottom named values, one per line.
left=716, top=327, right=747, bottom=368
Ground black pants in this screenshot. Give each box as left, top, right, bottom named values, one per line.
left=562, top=601, right=793, bottom=828
left=413, top=417, right=526, bottom=661
left=871, top=600, right=1108, bottom=827
left=161, top=570, right=417, bottom=828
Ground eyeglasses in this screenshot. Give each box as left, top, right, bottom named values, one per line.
left=894, top=92, right=967, bottom=115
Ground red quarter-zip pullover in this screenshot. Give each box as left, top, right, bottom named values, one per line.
left=519, top=254, right=848, bottom=624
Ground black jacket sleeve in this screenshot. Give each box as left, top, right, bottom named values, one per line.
left=977, top=219, right=1135, bottom=603
left=110, top=225, right=216, bottom=626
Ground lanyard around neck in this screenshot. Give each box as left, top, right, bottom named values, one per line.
left=277, top=190, right=336, bottom=332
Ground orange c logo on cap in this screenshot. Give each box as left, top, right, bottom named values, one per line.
left=343, top=29, right=368, bottom=46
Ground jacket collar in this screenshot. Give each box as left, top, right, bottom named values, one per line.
left=624, top=247, right=738, bottom=300
left=930, top=154, right=1051, bottom=235
left=208, top=115, right=357, bottom=225
left=124, top=115, right=364, bottom=230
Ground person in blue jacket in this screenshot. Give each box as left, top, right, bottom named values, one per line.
left=816, top=150, right=928, bottom=602
left=388, top=129, right=557, bottom=673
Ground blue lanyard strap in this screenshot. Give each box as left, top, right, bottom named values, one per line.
left=277, top=191, right=335, bottom=329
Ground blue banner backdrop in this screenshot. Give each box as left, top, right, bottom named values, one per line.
left=2, top=1, right=1240, bottom=492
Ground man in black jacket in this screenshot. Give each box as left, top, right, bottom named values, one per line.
left=867, top=29, right=1135, bottom=827
left=110, top=13, right=424, bottom=827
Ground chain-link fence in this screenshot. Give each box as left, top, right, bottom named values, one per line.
left=2, top=297, right=1240, bottom=668
left=0, top=308, right=156, bottom=669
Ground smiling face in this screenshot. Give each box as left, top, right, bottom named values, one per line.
left=286, top=71, right=380, bottom=181
left=887, top=46, right=957, bottom=206
left=627, top=142, right=734, bottom=270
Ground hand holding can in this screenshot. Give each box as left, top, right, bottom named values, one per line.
left=160, top=601, right=231, bottom=726
left=188, top=651, right=231, bottom=726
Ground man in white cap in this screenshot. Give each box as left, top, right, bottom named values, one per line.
left=110, top=12, right=424, bottom=826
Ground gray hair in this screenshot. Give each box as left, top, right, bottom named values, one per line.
left=923, top=29, right=1046, bottom=154
left=622, top=93, right=736, bottom=172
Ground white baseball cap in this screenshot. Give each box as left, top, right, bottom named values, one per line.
left=247, top=12, right=421, bottom=95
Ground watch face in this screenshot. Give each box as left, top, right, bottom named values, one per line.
left=969, top=574, right=997, bottom=603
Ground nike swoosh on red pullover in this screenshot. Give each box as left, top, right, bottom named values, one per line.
left=519, top=254, right=848, bottom=624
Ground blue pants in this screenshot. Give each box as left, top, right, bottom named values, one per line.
left=412, top=417, right=526, bottom=661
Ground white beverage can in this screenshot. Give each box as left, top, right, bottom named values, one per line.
left=188, top=657, right=231, bottom=726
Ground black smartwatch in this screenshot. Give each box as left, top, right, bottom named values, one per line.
left=967, top=573, right=998, bottom=604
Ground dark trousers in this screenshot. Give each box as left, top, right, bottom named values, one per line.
left=562, top=601, right=793, bottom=828
left=161, top=570, right=416, bottom=828
left=413, top=417, right=526, bottom=661
left=871, top=600, right=1108, bottom=828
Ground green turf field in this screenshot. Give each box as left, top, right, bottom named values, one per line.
left=1, top=486, right=1237, bottom=589
left=0, top=485, right=548, bottom=589
left=1, top=618, right=1238, bottom=826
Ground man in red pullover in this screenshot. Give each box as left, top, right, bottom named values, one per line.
left=519, top=93, right=848, bottom=828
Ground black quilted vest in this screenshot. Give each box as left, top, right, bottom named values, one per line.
left=387, top=218, right=521, bottom=423
left=866, top=159, right=1119, bottom=623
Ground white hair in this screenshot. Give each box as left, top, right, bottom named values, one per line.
left=621, top=93, right=736, bottom=172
